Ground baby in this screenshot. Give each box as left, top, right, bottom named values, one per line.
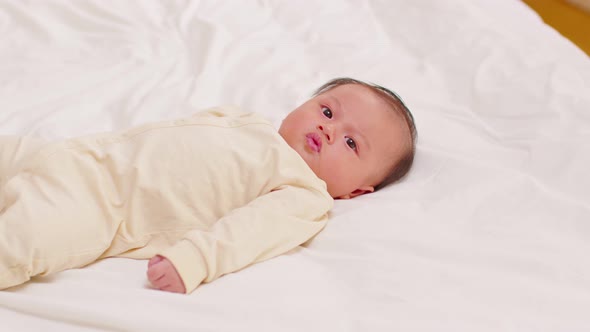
left=0, top=78, right=417, bottom=294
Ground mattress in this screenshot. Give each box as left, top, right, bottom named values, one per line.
left=1, top=0, right=589, bottom=331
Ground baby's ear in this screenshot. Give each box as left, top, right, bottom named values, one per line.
left=337, top=186, right=374, bottom=199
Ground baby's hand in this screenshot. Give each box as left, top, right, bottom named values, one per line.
left=147, top=255, right=186, bottom=293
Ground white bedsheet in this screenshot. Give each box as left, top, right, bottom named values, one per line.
left=1, top=0, right=589, bottom=331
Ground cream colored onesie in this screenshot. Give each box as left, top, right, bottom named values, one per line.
left=0, top=107, right=333, bottom=293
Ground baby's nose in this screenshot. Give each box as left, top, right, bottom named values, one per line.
left=318, top=124, right=335, bottom=143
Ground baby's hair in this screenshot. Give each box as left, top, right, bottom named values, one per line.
left=313, top=77, right=417, bottom=189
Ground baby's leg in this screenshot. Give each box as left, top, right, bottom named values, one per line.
left=0, top=136, right=47, bottom=184
left=0, top=149, right=119, bottom=289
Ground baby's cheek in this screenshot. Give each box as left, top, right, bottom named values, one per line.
left=324, top=164, right=349, bottom=192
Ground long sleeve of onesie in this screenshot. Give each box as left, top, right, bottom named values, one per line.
left=159, top=184, right=331, bottom=293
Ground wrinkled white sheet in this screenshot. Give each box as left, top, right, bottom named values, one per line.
left=1, top=0, right=589, bottom=331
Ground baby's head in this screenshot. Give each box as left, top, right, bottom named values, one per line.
left=279, top=78, right=417, bottom=199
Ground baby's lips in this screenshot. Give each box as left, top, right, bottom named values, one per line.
left=305, top=133, right=322, bottom=152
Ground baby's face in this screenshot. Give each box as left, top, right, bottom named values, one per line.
left=279, top=84, right=408, bottom=199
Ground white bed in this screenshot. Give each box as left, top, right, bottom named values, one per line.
left=1, top=0, right=589, bottom=331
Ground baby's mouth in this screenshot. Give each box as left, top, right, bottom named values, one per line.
left=305, top=133, right=322, bottom=153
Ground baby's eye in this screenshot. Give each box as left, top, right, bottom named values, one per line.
left=322, top=107, right=333, bottom=119
left=345, top=137, right=357, bottom=150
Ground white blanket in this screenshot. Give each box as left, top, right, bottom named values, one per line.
left=1, top=0, right=589, bottom=331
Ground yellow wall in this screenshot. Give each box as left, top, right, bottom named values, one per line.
left=522, top=0, right=590, bottom=56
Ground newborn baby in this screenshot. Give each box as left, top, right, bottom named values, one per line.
left=0, top=77, right=417, bottom=293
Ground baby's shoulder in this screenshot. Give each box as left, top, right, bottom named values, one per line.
left=186, top=106, right=271, bottom=128
left=191, top=106, right=256, bottom=118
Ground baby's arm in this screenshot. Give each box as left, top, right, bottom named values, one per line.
left=147, top=255, right=185, bottom=293
left=150, top=185, right=332, bottom=294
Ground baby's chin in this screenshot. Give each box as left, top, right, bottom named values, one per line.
left=284, top=138, right=330, bottom=190
left=296, top=152, right=324, bottom=181
left=300, top=154, right=320, bottom=176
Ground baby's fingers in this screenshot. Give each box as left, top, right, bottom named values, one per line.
left=148, top=255, right=164, bottom=268
left=146, top=257, right=186, bottom=293
left=161, top=283, right=184, bottom=293
left=146, top=261, right=167, bottom=285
